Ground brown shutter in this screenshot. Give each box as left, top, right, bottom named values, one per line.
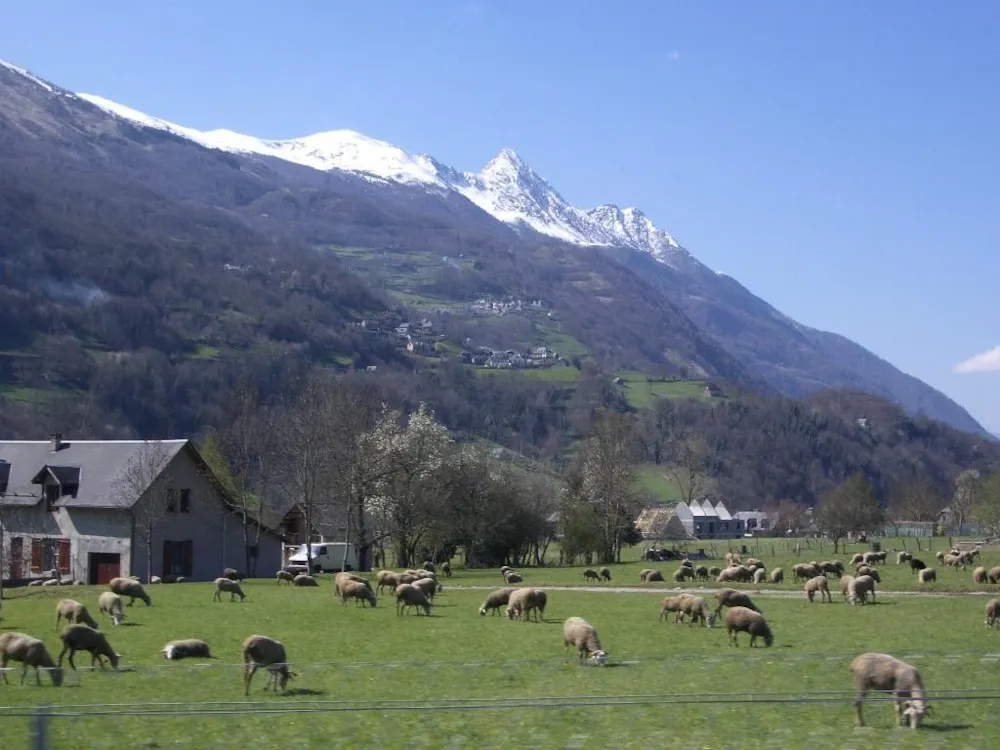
left=11, top=537, right=23, bottom=578
left=30, top=538, right=42, bottom=573
left=57, top=538, right=71, bottom=574
left=182, top=540, right=193, bottom=578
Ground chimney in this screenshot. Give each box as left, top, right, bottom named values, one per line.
left=51, top=433, right=63, bottom=452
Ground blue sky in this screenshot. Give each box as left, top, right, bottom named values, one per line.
left=2, top=1, right=997, bottom=432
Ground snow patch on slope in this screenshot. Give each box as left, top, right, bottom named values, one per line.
left=1, top=58, right=55, bottom=92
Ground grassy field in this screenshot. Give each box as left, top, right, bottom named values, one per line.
left=635, top=464, right=702, bottom=504
left=614, top=373, right=711, bottom=408
left=3, top=547, right=1000, bottom=748
left=472, top=365, right=582, bottom=382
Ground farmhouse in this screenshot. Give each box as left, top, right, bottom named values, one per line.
left=0, top=435, right=282, bottom=584
left=636, top=500, right=745, bottom=541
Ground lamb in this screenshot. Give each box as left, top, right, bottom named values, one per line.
left=503, top=570, right=523, bottom=584
left=440, top=561, right=452, bottom=578
left=98, top=592, right=126, bottom=626
left=935, top=550, right=946, bottom=563
left=849, top=575, right=877, bottom=605
left=562, top=617, right=608, bottom=665
left=599, top=567, right=612, bottom=581
left=339, top=580, right=377, bottom=607
left=942, top=553, right=965, bottom=570
left=753, top=568, right=766, bottom=584
left=213, top=577, right=246, bottom=602
left=150, top=576, right=162, bottom=584
left=506, top=587, right=547, bottom=622
left=673, top=566, right=694, bottom=583
left=0, top=632, right=63, bottom=686
left=897, top=551, right=912, bottom=565
left=769, top=567, right=784, bottom=584
left=679, top=595, right=716, bottom=628
left=724, top=606, right=773, bottom=648
left=394, top=583, right=432, bottom=616
left=376, top=570, right=400, bottom=594
left=973, top=566, right=988, bottom=584
left=583, top=568, right=600, bottom=582
left=714, top=589, right=760, bottom=616
left=242, top=634, right=295, bottom=695
left=989, top=566, right=1000, bottom=584
left=293, top=574, right=319, bottom=587
left=918, top=568, right=936, bottom=584
left=54, top=599, right=100, bottom=631
left=58, top=624, right=120, bottom=671
left=910, top=558, right=927, bottom=574
left=840, top=575, right=855, bottom=602
left=412, top=577, right=441, bottom=601
left=479, top=588, right=516, bottom=616
left=805, top=575, right=832, bottom=603
left=223, top=567, right=245, bottom=581
left=276, top=570, right=295, bottom=585
left=109, top=577, right=151, bottom=607
left=162, top=639, right=213, bottom=660
left=850, top=652, right=929, bottom=729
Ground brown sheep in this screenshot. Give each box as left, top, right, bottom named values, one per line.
left=58, top=624, right=120, bottom=671
left=973, top=566, right=988, bottom=584
left=479, top=588, right=516, bottom=616
left=769, top=567, right=784, bottom=584
left=988, top=566, right=1000, bottom=584
left=582, top=568, right=601, bottom=582
left=54, top=599, right=100, bottom=631
left=724, top=606, right=773, bottom=648
left=242, top=634, right=294, bottom=695
left=506, top=588, right=547, bottom=622
left=713, top=589, right=760, bottom=616
left=805, top=575, right=832, bottom=603
left=394, top=584, right=431, bottom=616
left=339, top=580, right=378, bottom=607
left=986, top=599, right=1000, bottom=629
left=0, top=632, right=63, bottom=686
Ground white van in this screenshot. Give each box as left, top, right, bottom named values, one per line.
left=285, top=543, right=359, bottom=574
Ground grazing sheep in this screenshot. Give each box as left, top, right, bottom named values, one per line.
left=0, top=632, right=63, bottom=686
left=109, top=577, right=151, bottom=607
left=679, top=595, right=716, bottom=628
left=805, top=575, right=832, bottom=603
left=792, top=563, right=821, bottom=582
left=223, top=568, right=245, bottom=581
left=935, top=550, right=945, bottom=563
left=645, top=570, right=664, bottom=583
left=395, top=584, right=432, bottom=616
left=849, top=553, right=864, bottom=566
left=506, top=588, right=548, bottom=622
left=54, top=599, right=100, bottom=631
left=910, top=558, right=927, bottom=574
left=500, top=565, right=513, bottom=576
left=339, top=580, right=378, bottom=607
left=988, top=566, right=1000, bottom=584
left=850, top=652, right=929, bottom=729
left=694, top=565, right=709, bottom=581
left=600, top=567, right=612, bottom=581
left=942, top=553, right=965, bottom=571
left=840, top=574, right=855, bottom=602
left=411, top=577, right=442, bottom=602
left=673, top=567, right=694, bottom=583
left=376, top=570, right=400, bottom=594
left=582, top=568, right=600, bottom=582
left=241, top=635, right=294, bottom=695
left=769, top=567, right=784, bottom=584
left=213, top=578, right=246, bottom=602
left=440, top=561, right=452, bottom=578
left=725, top=552, right=742, bottom=566
left=162, top=639, right=213, bottom=660
left=708, top=565, right=722, bottom=576
left=897, top=551, right=912, bottom=565
left=98, top=592, right=125, bottom=626
left=562, top=617, right=608, bottom=665
left=276, top=570, right=295, bottom=585
left=336, top=571, right=371, bottom=588
left=753, top=568, right=766, bottom=584
left=421, top=561, right=436, bottom=573
left=985, top=599, right=1000, bottom=629
left=150, top=576, right=162, bottom=584
left=714, top=589, right=760, bottom=616
left=42, top=578, right=61, bottom=587
left=724, top=606, right=773, bottom=648
left=850, top=575, right=877, bottom=605
left=503, top=570, right=523, bottom=584
left=819, top=560, right=844, bottom=577
left=479, top=588, right=517, bottom=616
left=716, top=567, right=747, bottom=583
left=918, top=568, right=936, bottom=584
left=659, top=595, right=691, bottom=623
left=855, top=564, right=873, bottom=577
left=58, top=624, right=120, bottom=671
left=293, top=574, right=319, bottom=587
left=398, top=573, right=418, bottom=585
left=973, top=566, right=988, bottom=584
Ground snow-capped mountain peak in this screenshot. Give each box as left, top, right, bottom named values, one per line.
left=1, top=57, right=689, bottom=265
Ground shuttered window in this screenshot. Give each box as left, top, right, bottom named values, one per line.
left=57, top=538, right=71, bottom=574
left=30, top=538, right=42, bottom=573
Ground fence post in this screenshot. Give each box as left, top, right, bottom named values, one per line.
left=30, top=704, right=50, bottom=750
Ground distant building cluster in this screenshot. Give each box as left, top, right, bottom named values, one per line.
left=460, top=345, right=559, bottom=369
left=635, top=500, right=748, bottom=540
left=467, top=297, right=546, bottom=316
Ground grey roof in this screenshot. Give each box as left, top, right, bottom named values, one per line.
left=0, top=440, right=187, bottom=508
left=688, top=502, right=708, bottom=517
left=714, top=501, right=733, bottom=521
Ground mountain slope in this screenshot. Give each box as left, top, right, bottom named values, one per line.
left=3, top=58, right=986, bottom=435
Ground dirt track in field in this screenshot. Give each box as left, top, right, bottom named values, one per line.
left=448, top=583, right=996, bottom=599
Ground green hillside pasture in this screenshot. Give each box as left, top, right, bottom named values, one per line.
left=472, top=364, right=582, bottom=382
left=615, top=373, right=710, bottom=408
left=2, top=581, right=998, bottom=748
left=636, top=464, right=702, bottom=504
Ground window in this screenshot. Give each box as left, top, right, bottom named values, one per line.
left=162, top=540, right=193, bottom=577
left=57, top=539, right=71, bottom=575
left=10, top=537, right=24, bottom=578
left=165, top=488, right=177, bottom=513
left=45, top=484, right=60, bottom=512
left=180, top=489, right=191, bottom=513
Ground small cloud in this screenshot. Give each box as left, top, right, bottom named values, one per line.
left=953, top=346, right=1000, bottom=374
left=668, top=50, right=681, bottom=61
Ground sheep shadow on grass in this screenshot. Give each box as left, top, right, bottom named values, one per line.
left=119, top=622, right=143, bottom=627
left=280, top=688, right=326, bottom=697
left=921, top=723, right=972, bottom=733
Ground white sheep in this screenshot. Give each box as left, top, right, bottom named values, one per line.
left=850, top=652, right=929, bottom=729
left=804, top=576, right=832, bottom=603
left=376, top=570, right=400, bottom=594
left=293, top=574, right=319, bottom=587
left=58, top=624, right=120, bottom=671
left=918, top=568, right=936, bottom=584
left=242, top=634, right=294, bottom=695
left=213, top=577, right=246, bottom=602
left=562, top=617, right=608, bottom=665
left=97, top=592, right=126, bottom=626
left=395, top=583, right=432, bottom=616
left=0, top=632, right=63, bottom=686
left=54, top=599, right=100, bottom=631
left=505, top=588, right=547, bottom=622
left=753, top=568, right=766, bottom=584
left=339, top=580, right=377, bottom=607
left=985, top=599, right=1000, bottom=629
left=109, top=577, right=151, bottom=606
left=162, top=639, right=213, bottom=660
left=479, top=588, right=516, bottom=616
left=412, top=577, right=442, bottom=601
left=769, top=567, right=784, bottom=584
left=849, top=574, right=877, bottom=605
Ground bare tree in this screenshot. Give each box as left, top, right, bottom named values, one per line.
left=972, top=472, right=1000, bottom=539
left=887, top=478, right=942, bottom=523
left=112, top=440, right=174, bottom=583
left=813, top=473, right=884, bottom=553
left=951, top=469, right=980, bottom=534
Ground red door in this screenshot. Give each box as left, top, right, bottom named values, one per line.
left=90, top=554, right=121, bottom=585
